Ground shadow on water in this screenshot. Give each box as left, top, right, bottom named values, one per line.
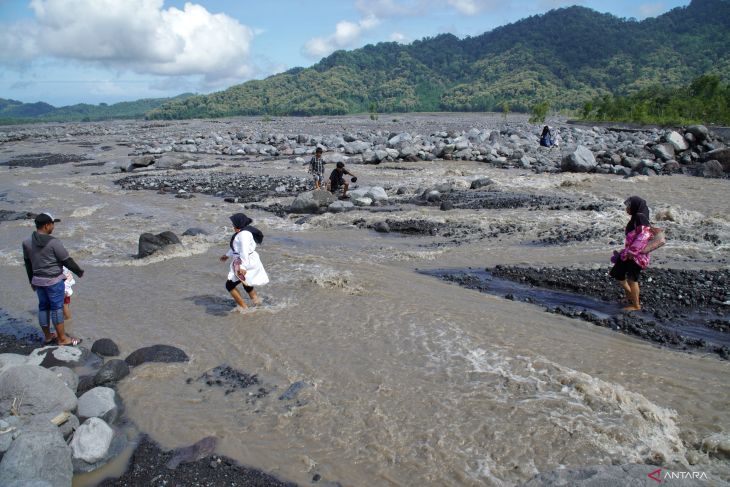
left=190, top=295, right=236, bottom=317
left=420, top=268, right=730, bottom=357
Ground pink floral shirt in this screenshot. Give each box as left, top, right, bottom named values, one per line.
left=620, top=225, right=652, bottom=269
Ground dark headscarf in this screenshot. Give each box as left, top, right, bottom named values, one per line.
left=624, top=196, right=650, bottom=234
left=229, top=213, right=263, bottom=251
left=541, top=126, right=551, bottom=137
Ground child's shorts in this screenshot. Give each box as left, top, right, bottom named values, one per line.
left=64, top=296, right=71, bottom=305
left=312, top=173, right=325, bottom=185
left=609, top=258, right=642, bottom=282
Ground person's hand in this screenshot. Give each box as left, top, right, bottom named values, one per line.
left=220, top=255, right=229, bottom=262
left=31, top=284, right=37, bottom=292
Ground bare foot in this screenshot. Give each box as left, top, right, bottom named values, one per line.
left=230, top=305, right=248, bottom=314
left=251, top=298, right=262, bottom=306
left=622, top=305, right=641, bottom=312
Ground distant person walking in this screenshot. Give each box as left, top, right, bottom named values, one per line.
left=327, top=162, right=356, bottom=200
left=609, top=196, right=653, bottom=311
left=22, top=213, right=84, bottom=346
left=539, top=126, right=554, bottom=147
left=308, top=147, right=326, bottom=190
left=220, top=213, right=269, bottom=313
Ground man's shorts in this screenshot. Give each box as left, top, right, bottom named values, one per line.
left=312, top=173, right=325, bottom=185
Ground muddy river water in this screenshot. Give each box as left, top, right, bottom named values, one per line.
left=0, top=115, right=728, bottom=486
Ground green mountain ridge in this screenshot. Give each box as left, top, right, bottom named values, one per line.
left=147, top=0, right=730, bottom=119
left=0, top=94, right=193, bottom=125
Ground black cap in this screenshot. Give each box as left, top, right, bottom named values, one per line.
left=34, top=212, right=61, bottom=226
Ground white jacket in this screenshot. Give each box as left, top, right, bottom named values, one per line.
left=226, top=230, right=269, bottom=286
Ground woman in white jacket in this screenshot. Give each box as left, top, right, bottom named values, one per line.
left=220, top=213, right=269, bottom=311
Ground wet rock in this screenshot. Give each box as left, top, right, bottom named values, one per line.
left=327, top=200, right=354, bottom=213
left=70, top=417, right=113, bottom=464
left=440, top=201, right=454, bottom=211
left=93, top=359, right=130, bottom=386
left=290, top=190, right=335, bottom=214
left=137, top=231, right=182, bottom=258
left=166, top=436, right=218, bottom=469
left=125, top=344, right=189, bottom=366
left=561, top=146, right=596, bottom=172
left=470, top=177, right=493, bottom=189
left=91, top=338, right=119, bottom=357
left=373, top=221, right=390, bottom=233
left=686, top=124, right=709, bottom=142
left=0, top=365, right=77, bottom=417
left=49, top=366, right=78, bottom=393
left=27, top=345, right=102, bottom=371
left=702, top=160, right=724, bottom=178
left=701, top=433, right=730, bottom=460
left=0, top=425, right=72, bottom=487
left=130, top=155, right=155, bottom=168
left=0, top=210, right=34, bottom=223
left=72, top=424, right=127, bottom=474
left=278, top=381, right=311, bottom=401
left=702, top=148, right=730, bottom=173
left=182, top=227, right=209, bottom=237
left=77, top=387, right=119, bottom=423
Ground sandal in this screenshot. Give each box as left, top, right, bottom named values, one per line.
left=43, top=333, right=58, bottom=345
left=58, top=336, right=82, bottom=346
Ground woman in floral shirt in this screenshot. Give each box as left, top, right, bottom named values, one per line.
left=610, top=196, right=653, bottom=311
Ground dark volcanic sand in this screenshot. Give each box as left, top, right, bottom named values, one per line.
left=431, top=267, right=730, bottom=359
left=0, top=152, right=91, bottom=167
left=98, top=436, right=297, bottom=487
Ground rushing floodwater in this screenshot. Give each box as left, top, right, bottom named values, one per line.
left=1, top=118, right=729, bottom=486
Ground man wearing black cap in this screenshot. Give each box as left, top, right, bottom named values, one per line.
left=22, top=212, right=84, bottom=346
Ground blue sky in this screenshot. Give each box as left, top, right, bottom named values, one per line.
left=0, top=0, right=690, bottom=106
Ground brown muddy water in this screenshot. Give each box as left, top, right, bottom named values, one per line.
left=1, top=115, right=729, bottom=486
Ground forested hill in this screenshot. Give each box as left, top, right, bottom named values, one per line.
left=0, top=94, right=192, bottom=125
left=147, top=0, right=730, bottom=119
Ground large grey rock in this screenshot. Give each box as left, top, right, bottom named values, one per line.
left=153, top=154, right=186, bottom=169
left=652, top=143, right=675, bottom=161
left=0, top=354, right=28, bottom=374
left=290, top=190, right=335, bottom=214
left=166, top=436, right=218, bottom=470
left=49, top=367, right=78, bottom=393
left=686, top=124, right=709, bottom=142
left=702, top=148, right=730, bottom=173
left=665, top=131, right=689, bottom=152
left=93, top=359, right=130, bottom=386
left=365, top=186, right=388, bottom=202
left=0, top=365, right=77, bottom=417
left=130, top=155, right=155, bottom=168
left=521, top=464, right=715, bottom=486
left=0, top=426, right=72, bottom=487
left=137, top=231, right=181, bottom=258
left=182, top=227, right=209, bottom=237
left=322, top=152, right=346, bottom=164
left=91, top=338, right=120, bottom=357
left=125, top=344, right=189, bottom=366
left=561, top=146, right=597, bottom=172
left=27, top=346, right=102, bottom=372
left=344, top=141, right=370, bottom=154
left=387, top=132, right=412, bottom=149
left=70, top=417, right=113, bottom=464
left=77, top=387, right=118, bottom=423
left=702, top=160, right=724, bottom=178
left=327, top=200, right=354, bottom=213
left=470, top=177, right=493, bottom=190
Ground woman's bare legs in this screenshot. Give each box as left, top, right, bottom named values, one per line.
left=622, top=280, right=641, bottom=311
left=246, top=288, right=262, bottom=306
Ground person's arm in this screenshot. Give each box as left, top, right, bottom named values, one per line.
left=62, top=257, right=84, bottom=278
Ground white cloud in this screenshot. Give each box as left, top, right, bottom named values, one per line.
left=389, top=32, right=409, bottom=43
left=0, top=0, right=256, bottom=85
left=355, top=0, right=425, bottom=17
left=302, top=15, right=380, bottom=59
left=446, top=0, right=503, bottom=15
left=638, top=2, right=665, bottom=18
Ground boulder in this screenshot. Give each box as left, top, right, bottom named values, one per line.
left=352, top=197, right=373, bottom=207
left=365, top=186, right=388, bottom=202
left=440, top=202, right=454, bottom=211
left=665, top=131, right=689, bottom=152
left=470, top=177, right=493, bottom=190
left=561, top=146, right=597, bottom=172
left=686, top=125, right=709, bottom=142
left=344, top=141, right=370, bottom=154
left=387, top=133, right=412, bottom=149
left=77, top=387, right=119, bottom=423
left=702, top=160, right=724, bottom=178
left=69, top=417, right=113, bottom=464
left=702, top=148, right=730, bottom=172
left=49, top=366, right=78, bottom=393
left=373, top=221, right=390, bottom=233
left=93, top=359, right=130, bottom=386
left=130, top=155, right=155, bottom=168
left=327, top=201, right=354, bottom=213
left=91, top=338, right=120, bottom=357
left=27, top=346, right=102, bottom=371
left=652, top=143, right=675, bottom=161
left=0, top=426, right=72, bottom=487
left=182, top=227, right=209, bottom=237
left=0, top=354, right=28, bottom=374
left=153, top=154, right=187, bottom=170
left=125, top=344, right=189, bottom=366
left=137, top=231, right=181, bottom=258
left=166, top=436, right=218, bottom=470
left=322, top=152, right=346, bottom=164
left=0, top=365, right=77, bottom=417
left=290, top=190, right=335, bottom=214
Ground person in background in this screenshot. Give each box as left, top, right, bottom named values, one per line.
left=308, top=147, right=326, bottom=190
left=327, top=161, right=356, bottom=200
left=220, top=213, right=269, bottom=313
left=609, top=196, right=653, bottom=311
left=22, top=213, right=84, bottom=346
left=62, top=266, right=75, bottom=321
left=539, top=125, right=554, bottom=147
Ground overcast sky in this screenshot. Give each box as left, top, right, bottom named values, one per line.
left=0, top=0, right=690, bottom=106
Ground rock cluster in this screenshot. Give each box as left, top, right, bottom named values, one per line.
left=0, top=339, right=189, bottom=485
